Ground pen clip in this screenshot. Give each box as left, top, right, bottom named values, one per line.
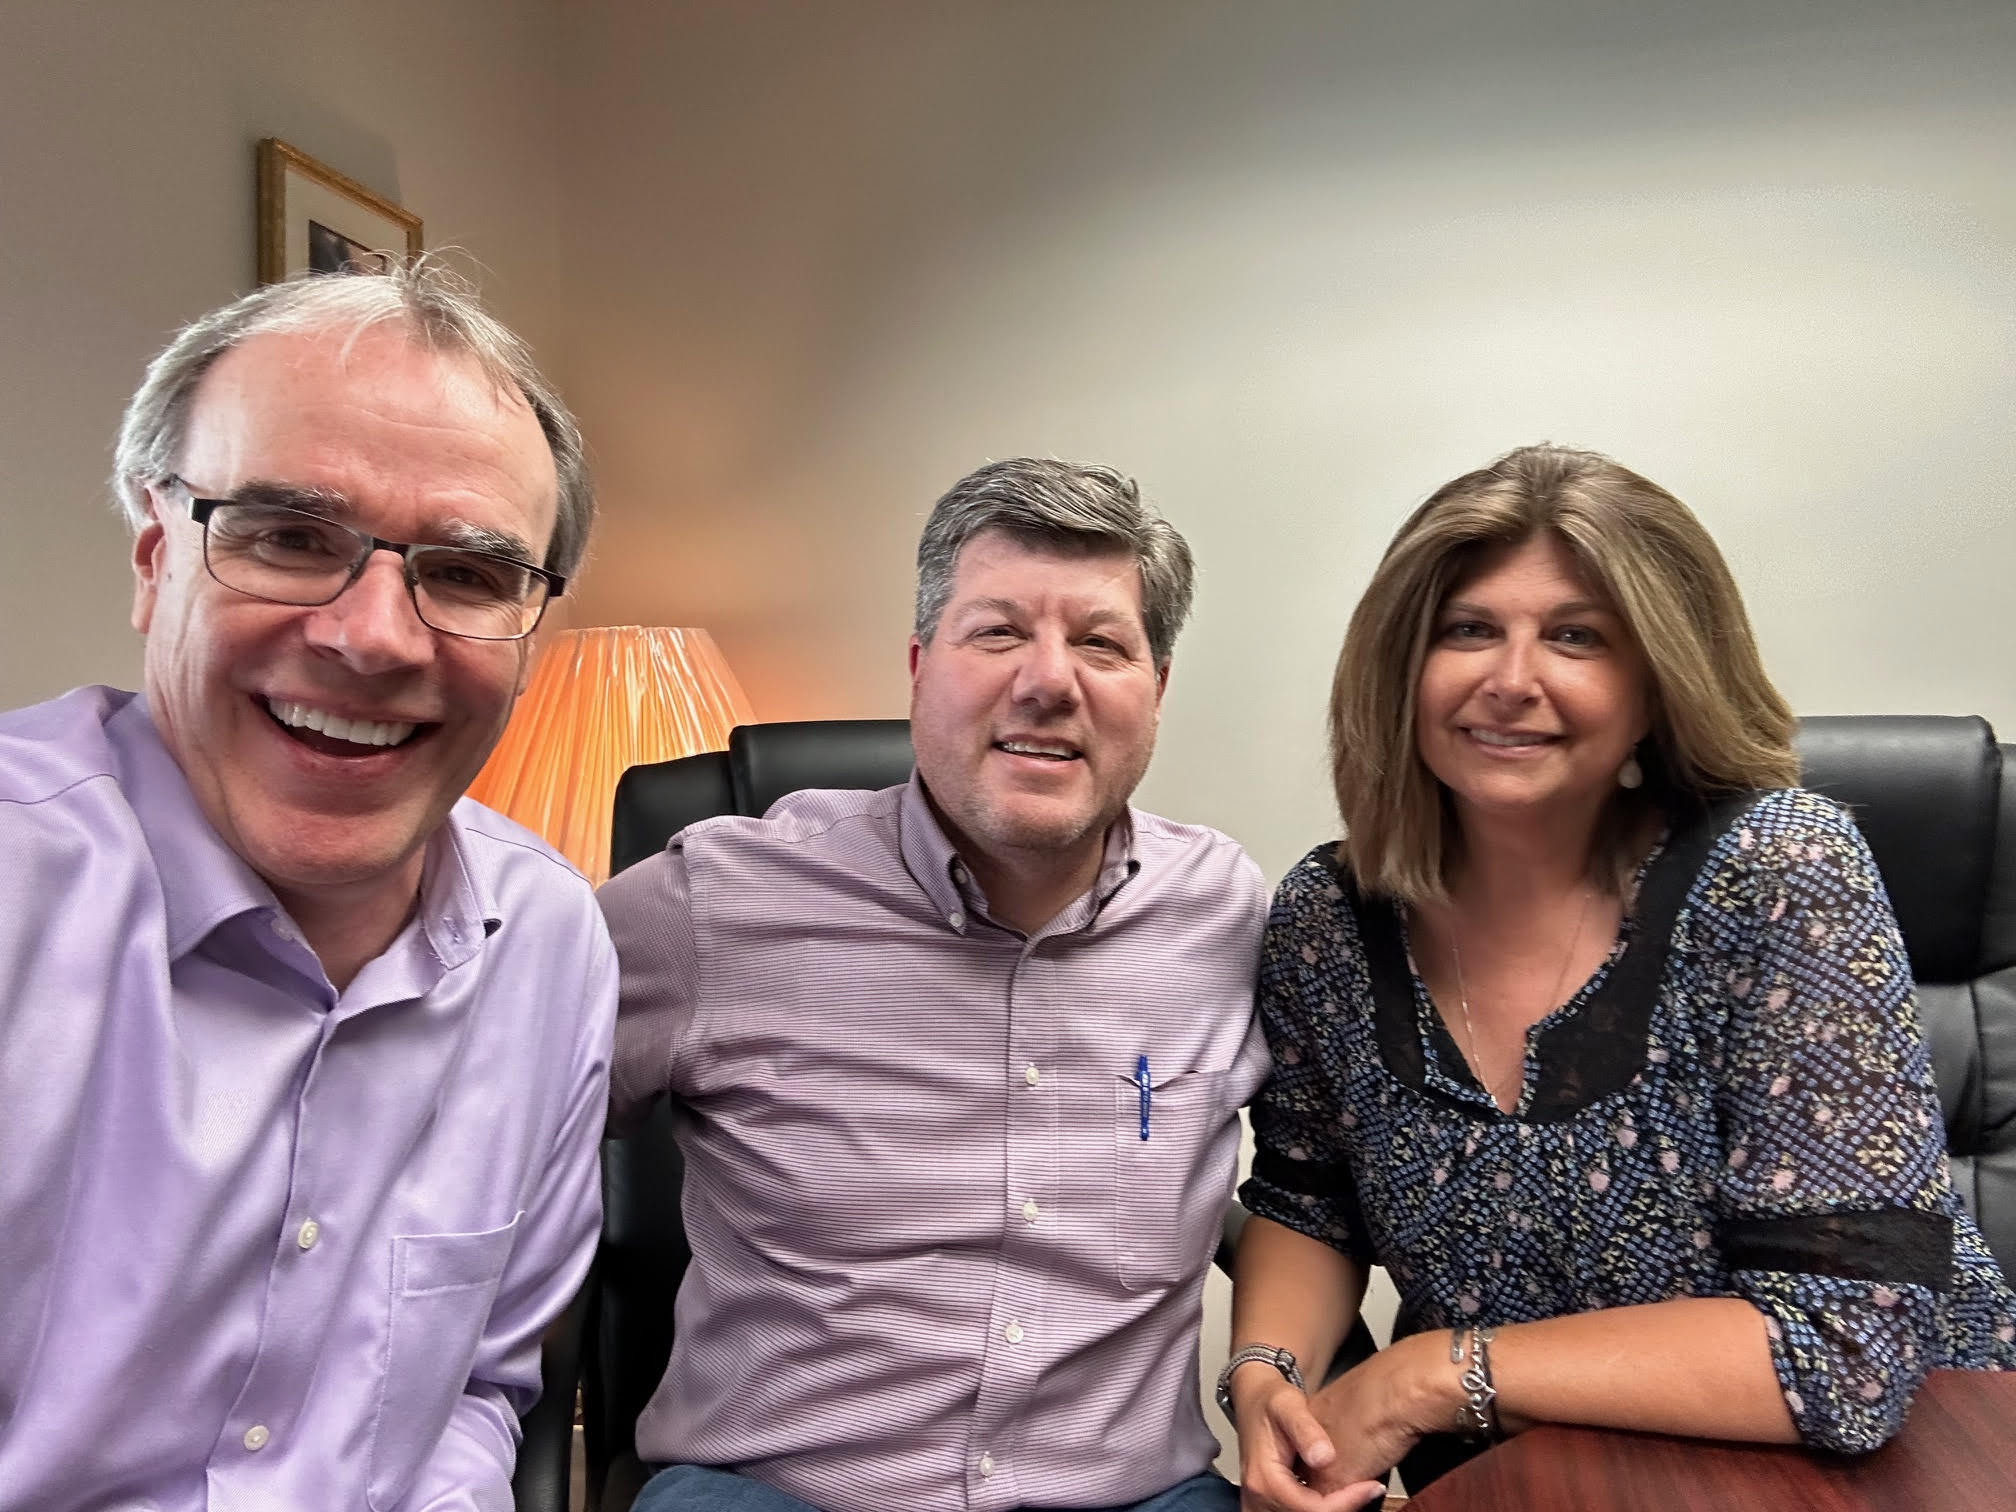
left=1136, top=1053, right=1151, bottom=1141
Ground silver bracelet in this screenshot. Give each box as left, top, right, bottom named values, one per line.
left=1215, top=1344, right=1305, bottom=1417
left=1450, top=1325, right=1500, bottom=1440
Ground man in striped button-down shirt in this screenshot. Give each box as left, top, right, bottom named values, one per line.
left=602, top=458, right=1273, bottom=1512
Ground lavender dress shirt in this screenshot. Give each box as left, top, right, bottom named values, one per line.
left=0, top=687, right=616, bottom=1512
left=600, top=776, right=1268, bottom=1512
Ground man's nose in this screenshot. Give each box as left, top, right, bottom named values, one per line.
left=1011, top=631, right=1078, bottom=709
left=301, top=551, right=437, bottom=675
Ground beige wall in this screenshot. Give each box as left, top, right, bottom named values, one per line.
left=560, top=0, right=2016, bottom=883
left=11, top=0, right=2008, bottom=870
left=554, top=6, right=2016, bottom=1467
left=0, top=0, right=567, bottom=709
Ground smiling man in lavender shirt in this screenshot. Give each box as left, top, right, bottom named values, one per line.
left=600, top=459, right=1281, bottom=1512
left=0, top=264, right=615, bottom=1510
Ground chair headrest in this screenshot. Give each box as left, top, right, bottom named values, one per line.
left=608, top=750, right=735, bottom=878
left=1795, top=715, right=2000, bottom=983
left=730, top=719, right=914, bottom=815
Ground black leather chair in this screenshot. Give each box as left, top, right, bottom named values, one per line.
left=511, top=1281, right=590, bottom=1512
left=1795, top=716, right=2016, bottom=1272
left=582, top=714, right=2016, bottom=1509
left=586, top=719, right=1326, bottom=1508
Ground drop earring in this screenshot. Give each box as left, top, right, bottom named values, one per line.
left=1617, top=751, right=1644, bottom=790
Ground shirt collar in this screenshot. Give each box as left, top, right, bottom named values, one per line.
left=108, top=695, right=279, bottom=960
left=108, top=695, right=496, bottom=971
left=423, top=804, right=503, bottom=971
left=896, top=771, right=1141, bottom=938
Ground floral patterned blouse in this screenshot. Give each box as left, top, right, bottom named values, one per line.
left=1243, top=787, right=2016, bottom=1455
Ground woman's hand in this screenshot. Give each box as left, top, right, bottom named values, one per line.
left=1232, top=1367, right=1388, bottom=1512
left=1304, top=1330, right=1464, bottom=1487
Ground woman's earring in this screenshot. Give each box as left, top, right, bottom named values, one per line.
left=1617, top=752, right=1644, bottom=790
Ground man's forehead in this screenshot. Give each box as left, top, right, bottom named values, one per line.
left=949, top=531, right=1144, bottom=604
left=182, top=325, right=558, bottom=537
left=197, top=323, right=523, bottom=414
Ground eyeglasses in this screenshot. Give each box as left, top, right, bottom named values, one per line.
left=168, top=479, right=566, bottom=642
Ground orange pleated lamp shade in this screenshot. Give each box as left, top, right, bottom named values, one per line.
left=466, top=626, right=754, bottom=883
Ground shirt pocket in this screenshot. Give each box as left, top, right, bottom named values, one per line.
left=1112, top=1069, right=1231, bottom=1293
left=366, top=1212, right=523, bottom=1511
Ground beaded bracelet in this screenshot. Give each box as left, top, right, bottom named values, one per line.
left=1449, top=1324, right=1501, bottom=1440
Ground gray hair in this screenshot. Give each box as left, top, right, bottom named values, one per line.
left=111, top=256, right=593, bottom=579
left=914, top=457, right=1195, bottom=666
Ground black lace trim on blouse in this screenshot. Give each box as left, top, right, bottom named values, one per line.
left=1720, top=1208, right=1955, bottom=1292
left=1329, top=793, right=1761, bottom=1123
left=1251, top=1144, right=1348, bottom=1196
left=1248, top=1146, right=1376, bottom=1264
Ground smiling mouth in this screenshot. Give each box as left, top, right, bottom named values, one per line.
left=995, top=739, right=1081, bottom=763
left=264, top=697, right=425, bottom=754
left=1466, top=727, right=1558, bottom=749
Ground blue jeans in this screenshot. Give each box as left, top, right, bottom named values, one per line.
left=633, top=1465, right=1240, bottom=1512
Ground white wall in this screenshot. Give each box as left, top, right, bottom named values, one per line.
left=0, top=0, right=568, bottom=709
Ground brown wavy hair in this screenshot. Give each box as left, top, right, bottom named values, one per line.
left=1330, top=444, right=1799, bottom=902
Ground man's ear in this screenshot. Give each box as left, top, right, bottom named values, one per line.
left=1154, top=658, right=1170, bottom=705
left=129, top=490, right=167, bottom=635
left=907, top=633, right=924, bottom=681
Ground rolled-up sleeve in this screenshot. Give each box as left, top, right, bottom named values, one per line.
left=1707, top=792, right=1952, bottom=1453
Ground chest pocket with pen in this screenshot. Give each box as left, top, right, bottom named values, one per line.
left=1112, top=1067, right=1230, bottom=1293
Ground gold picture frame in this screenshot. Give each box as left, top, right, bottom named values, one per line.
left=256, top=138, right=423, bottom=284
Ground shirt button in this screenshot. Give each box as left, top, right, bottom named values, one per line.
left=1004, top=1320, right=1024, bottom=1344
left=1024, top=1064, right=1040, bottom=1088
left=243, top=1424, right=270, bottom=1451
left=1022, top=1199, right=1040, bottom=1224
left=267, top=916, right=296, bottom=943
left=296, top=1219, right=321, bottom=1251
left=978, top=1452, right=996, bottom=1477
left=948, top=910, right=965, bottom=929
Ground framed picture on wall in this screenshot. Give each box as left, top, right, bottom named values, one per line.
left=256, top=138, right=423, bottom=284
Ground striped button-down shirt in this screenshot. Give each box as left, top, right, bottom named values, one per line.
left=601, top=775, right=1268, bottom=1512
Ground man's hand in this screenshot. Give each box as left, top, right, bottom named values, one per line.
left=1232, top=1367, right=1387, bottom=1512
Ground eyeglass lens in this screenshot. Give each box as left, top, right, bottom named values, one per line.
left=201, top=503, right=548, bottom=639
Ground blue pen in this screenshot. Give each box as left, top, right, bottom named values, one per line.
left=1136, top=1054, right=1152, bottom=1141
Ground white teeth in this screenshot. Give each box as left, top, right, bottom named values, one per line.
left=268, top=700, right=416, bottom=748
left=1471, top=729, right=1552, bottom=748
left=1000, top=741, right=1076, bottom=759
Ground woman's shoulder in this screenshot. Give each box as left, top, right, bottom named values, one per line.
left=1700, top=786, right=1872, bottom=882
left=1272, top=841, right=1359, bottom=914
left=1672, top=787, right=1890, bottom=952
left=1266, top=840, right=1378, bottom=946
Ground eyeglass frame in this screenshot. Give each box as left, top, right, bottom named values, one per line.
left=162, top=476, right=567, bottom=642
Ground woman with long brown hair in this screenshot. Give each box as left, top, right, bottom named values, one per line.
left=1225, top=445, right=2015, bottom=1510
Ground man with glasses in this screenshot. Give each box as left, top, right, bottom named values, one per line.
left=0, top=263, right=614, bottom=1511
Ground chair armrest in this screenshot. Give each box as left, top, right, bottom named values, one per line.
left=1215, top=1200, right=1249, bottom=1276
left=512, top=1266, right=593, bottom=1512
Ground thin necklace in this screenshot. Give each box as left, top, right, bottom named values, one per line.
left=1449, top=887, right=1593, bottom=1110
